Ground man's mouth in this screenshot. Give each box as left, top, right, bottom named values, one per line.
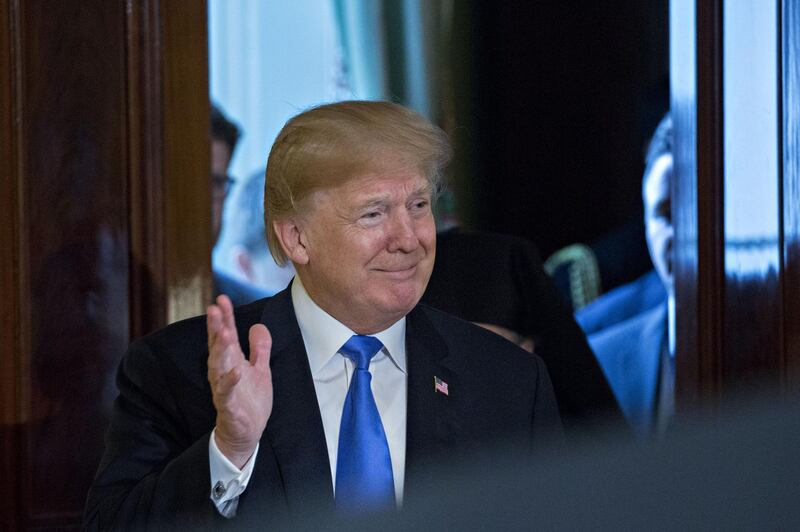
left=376, top=264, right=418, bottom=278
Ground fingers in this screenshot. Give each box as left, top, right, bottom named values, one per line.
left=217, top=294, right=236, bottom=331
left=207, top=295, right=243, bottom=380
left=206, top=303, right=222, bottom=342
left=207, top=295, right=234, bottom=341
left=249, top=324, right=272, bottom=372
left=207, top=296, right=232, bottom=344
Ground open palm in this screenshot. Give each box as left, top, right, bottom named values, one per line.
left=207, top=295, right=273, bottom=469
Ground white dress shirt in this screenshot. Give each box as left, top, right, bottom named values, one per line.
left=209, top=277, right=408, bottom=516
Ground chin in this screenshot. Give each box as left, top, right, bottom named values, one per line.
left=374, top=283, right=424, bottom=317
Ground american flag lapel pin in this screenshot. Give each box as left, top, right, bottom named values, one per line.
left=434, top=376, right=449, bottom=396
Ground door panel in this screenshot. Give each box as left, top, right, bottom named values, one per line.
left=0, top=1, right=210, bottom=529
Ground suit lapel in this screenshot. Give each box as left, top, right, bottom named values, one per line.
left=248, top=288, right=335, bottom=513
left=404, top=306, right=459, bottom=499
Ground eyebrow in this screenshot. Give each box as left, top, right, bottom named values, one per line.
left=413, top=183, right=433, bottom=197
left=356, top=183, right=433, bottom=211
left=356, top=198, right=390, bottom=213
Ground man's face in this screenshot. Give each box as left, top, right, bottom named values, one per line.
left=211, top=139, right=232, bottom=242
left=294, top=170, right=436, bottom=334
left=644, top=153, right=674, bottom=290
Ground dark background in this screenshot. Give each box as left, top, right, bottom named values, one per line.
left=454, top=1, right=669, bottom=262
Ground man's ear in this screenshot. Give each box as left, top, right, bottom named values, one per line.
left=273, top=218, right=310, bottom=265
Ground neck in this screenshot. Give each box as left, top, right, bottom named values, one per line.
left=295, top=274, right=404, bottom=335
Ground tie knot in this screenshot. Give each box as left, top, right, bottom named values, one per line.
left=340, top=335, right=384, bottom=370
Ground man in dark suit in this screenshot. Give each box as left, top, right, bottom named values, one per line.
left=423, top=227, right=625, bottom=434
left=84, top=101, right=562, bottom=530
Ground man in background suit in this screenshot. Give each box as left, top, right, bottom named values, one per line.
left=85, top=101, right=562, bottom=530
left=575, top=114, right=673, bottom=434
left=210, top=104, right=272, bottom=306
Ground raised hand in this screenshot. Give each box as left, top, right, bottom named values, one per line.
left=207, top=295, right=273, bottom=469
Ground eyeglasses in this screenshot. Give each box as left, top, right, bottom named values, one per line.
left=211, top=173, right=235, bottom=196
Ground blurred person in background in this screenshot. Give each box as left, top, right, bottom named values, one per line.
left=575, top=113, right=673, bottom=434
left=211, top=103, right=273, bottom=306
left=221, top=168, right=295, bottom=298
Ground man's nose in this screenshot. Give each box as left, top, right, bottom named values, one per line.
left=387, top=211, right=419, bottom=252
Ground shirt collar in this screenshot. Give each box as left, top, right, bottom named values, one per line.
left=291, top=276, right=407, bottom=375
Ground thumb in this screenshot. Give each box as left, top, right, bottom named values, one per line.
left=249, top=323, right=272, bottom=370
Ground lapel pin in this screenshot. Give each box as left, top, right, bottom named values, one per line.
left=434, top=376, right=449, bottom=396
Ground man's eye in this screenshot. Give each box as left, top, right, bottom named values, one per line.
left=360, top=211, right=383, bottom=223
left=411, top=200, right=429, bottom=210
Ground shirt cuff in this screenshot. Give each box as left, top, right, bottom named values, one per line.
left=208, top=428, right=259, bottom=518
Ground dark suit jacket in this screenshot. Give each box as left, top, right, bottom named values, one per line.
left=84, top=287, right=561, bottom=530
left=423, top=228, right=624, bottom=433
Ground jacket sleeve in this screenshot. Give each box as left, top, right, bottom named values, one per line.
left=83, top=339, right=226, bottom=531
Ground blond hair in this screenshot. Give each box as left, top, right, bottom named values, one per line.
left=264, top=100, right=452, bottom=265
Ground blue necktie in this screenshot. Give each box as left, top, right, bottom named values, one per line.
left=335, top=335, right=395, bottom=512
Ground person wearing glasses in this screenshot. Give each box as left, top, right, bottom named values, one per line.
left=211, top=104, right=271, bottom=306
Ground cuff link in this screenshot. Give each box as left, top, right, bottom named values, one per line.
left=212, top=480, right=227, bottom=501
